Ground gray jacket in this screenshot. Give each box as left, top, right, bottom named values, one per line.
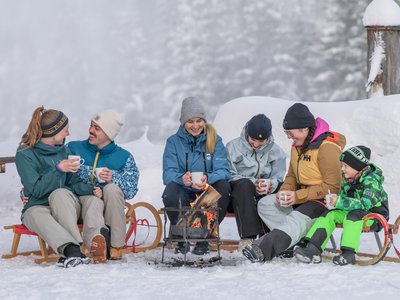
left=226, top=128, right=287, bottom=193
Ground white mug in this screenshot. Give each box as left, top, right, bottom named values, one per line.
left=191, top=172, right=204, bottom=185
left=68, top=155, right=85, bottom=166
left=95, top=167, right=106, bottom=183
left=279, top=191, right=288, bottom=207
left=325, top=194, right=334, bottom=210
left=257, top=179, right=271, bottom=193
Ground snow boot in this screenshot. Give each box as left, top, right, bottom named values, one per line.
left=242, top=244, right=264, bottom=263
left=293, top=242, right=322, bottom=264
left=90, top=234, right=107, bottom=264
left=238, top=238, right=254, bottom=252
left=192, top=241, right=209, bottom=255
left=175, top=241, right=190, bottom=254
left=278, top=238, right=307, bottom=258
left=332, top=249, right=356, bottom=266
left=59, top=243, right=91, bottom=268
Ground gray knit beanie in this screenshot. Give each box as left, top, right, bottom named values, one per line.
left=92, top=109, right=124, bottom=141
left=179, top=96, right=207, bottom=125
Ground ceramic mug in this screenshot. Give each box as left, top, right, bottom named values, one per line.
left=95, top=167, right=106, bottom=183
left=68, top=155, right=85, bottom=166
left=191, top=172, right=204, bottom=185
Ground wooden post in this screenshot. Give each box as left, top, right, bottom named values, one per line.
left=365, top=26, right=400, bottom=98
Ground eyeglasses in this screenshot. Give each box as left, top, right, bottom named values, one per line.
left=284, top=130, right=296, bottom=137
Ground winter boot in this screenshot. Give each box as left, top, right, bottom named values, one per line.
left=175, top=241, right=190, bottom=254
left=59, top=243, right=91, bottom=268
left=293, top=242, right=322, bottom=264
left=242, top=244, right=264, bottom=263
left=192, top=241, right=209, bottom=255
left=332, top=249, right=356, bottom=266
left=238, top=238, right=254, bottom=252
left=278, top=238, right=307, bottom=258
left=90, top=234, right=107, bottom=264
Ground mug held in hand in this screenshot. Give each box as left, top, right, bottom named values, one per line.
left=278, top=191, right=288, bottom=207
left=191, top=172, right=204, bottom=185
left=257, top=179, right=271, bottom=193
left=325, top=194, right=334, bottom=210
left=95, top=167, right=106, bottom=183
left=68, top=155, right=85, bottom=166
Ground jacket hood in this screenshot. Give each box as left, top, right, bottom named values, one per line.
left=361, top=164, right=385, bottom=185
left=306, top=117, right=346, bottom=151
left=311, top=117, right=329, bottom=143
left=32, top=141, right=67, bottom=156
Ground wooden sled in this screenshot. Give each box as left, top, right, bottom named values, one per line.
left=2, top=202, right=163, bottom=264
left=326, top=213, right=400, bottom=266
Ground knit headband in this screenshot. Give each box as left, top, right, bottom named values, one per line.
left=41, top=112, right=69, bottom=138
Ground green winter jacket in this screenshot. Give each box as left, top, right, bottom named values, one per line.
left=335, top=164, right=389, bottom=217
left=16, top=141, right=94, bottom=214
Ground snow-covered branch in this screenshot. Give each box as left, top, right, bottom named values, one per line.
left=365, top=32, right=385, bottom=95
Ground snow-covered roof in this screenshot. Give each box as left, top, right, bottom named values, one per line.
left=363, top=0, right=400, bottom=27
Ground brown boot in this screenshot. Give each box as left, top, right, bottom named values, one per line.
left=110, top=247, right=122, bottom=260
left=90, top=234, right=107, bottom=264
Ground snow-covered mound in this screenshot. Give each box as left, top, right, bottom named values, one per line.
left=363, top=0, right=400, bottom=26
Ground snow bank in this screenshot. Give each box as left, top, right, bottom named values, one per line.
left=363, top=0, right=400, bottom=27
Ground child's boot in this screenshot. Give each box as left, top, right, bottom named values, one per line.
left=293, top=242, right=321, bottom=264
left=332, top=249, right=355, bottom=266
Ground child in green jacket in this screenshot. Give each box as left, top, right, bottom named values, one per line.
left=293, top=145, right=389, bottom=265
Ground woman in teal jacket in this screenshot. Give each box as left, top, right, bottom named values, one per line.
left=16, top=106, right=101, bottom=268
left=162, top=97, right=231, bottom=255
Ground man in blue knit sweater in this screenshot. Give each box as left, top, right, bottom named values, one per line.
left=68, top=110, right=139, bottom=263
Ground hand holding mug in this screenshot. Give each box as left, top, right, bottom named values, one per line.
left=325, top=193, right=337, bottom=209
left=96, top=167, right=111, bottom=183
left=277, top=190, right=295, bottom=208
left=192, top=173, right=207, bottom=190
left=58, top=158, right=80, bottom=173
left=182, top=172, right=192, bottom=186
left=255, top=179, right=272, bottom=195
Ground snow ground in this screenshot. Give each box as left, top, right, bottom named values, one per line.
left=1, top=97, right=400, bottom=300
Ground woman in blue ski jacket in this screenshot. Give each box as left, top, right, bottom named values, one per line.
left=162, top=96, right=231, bottom=255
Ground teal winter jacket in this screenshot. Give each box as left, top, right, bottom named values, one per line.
left=67, top=140, right=139, bottom=200
left=16, top=141, right=94, bottom=214
left=162, top=126, right=230, bottom=191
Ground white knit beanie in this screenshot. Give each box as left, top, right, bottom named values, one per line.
left=179, top=96, right=207, bottom=125
left=92, top=110, right=124, bottom=141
